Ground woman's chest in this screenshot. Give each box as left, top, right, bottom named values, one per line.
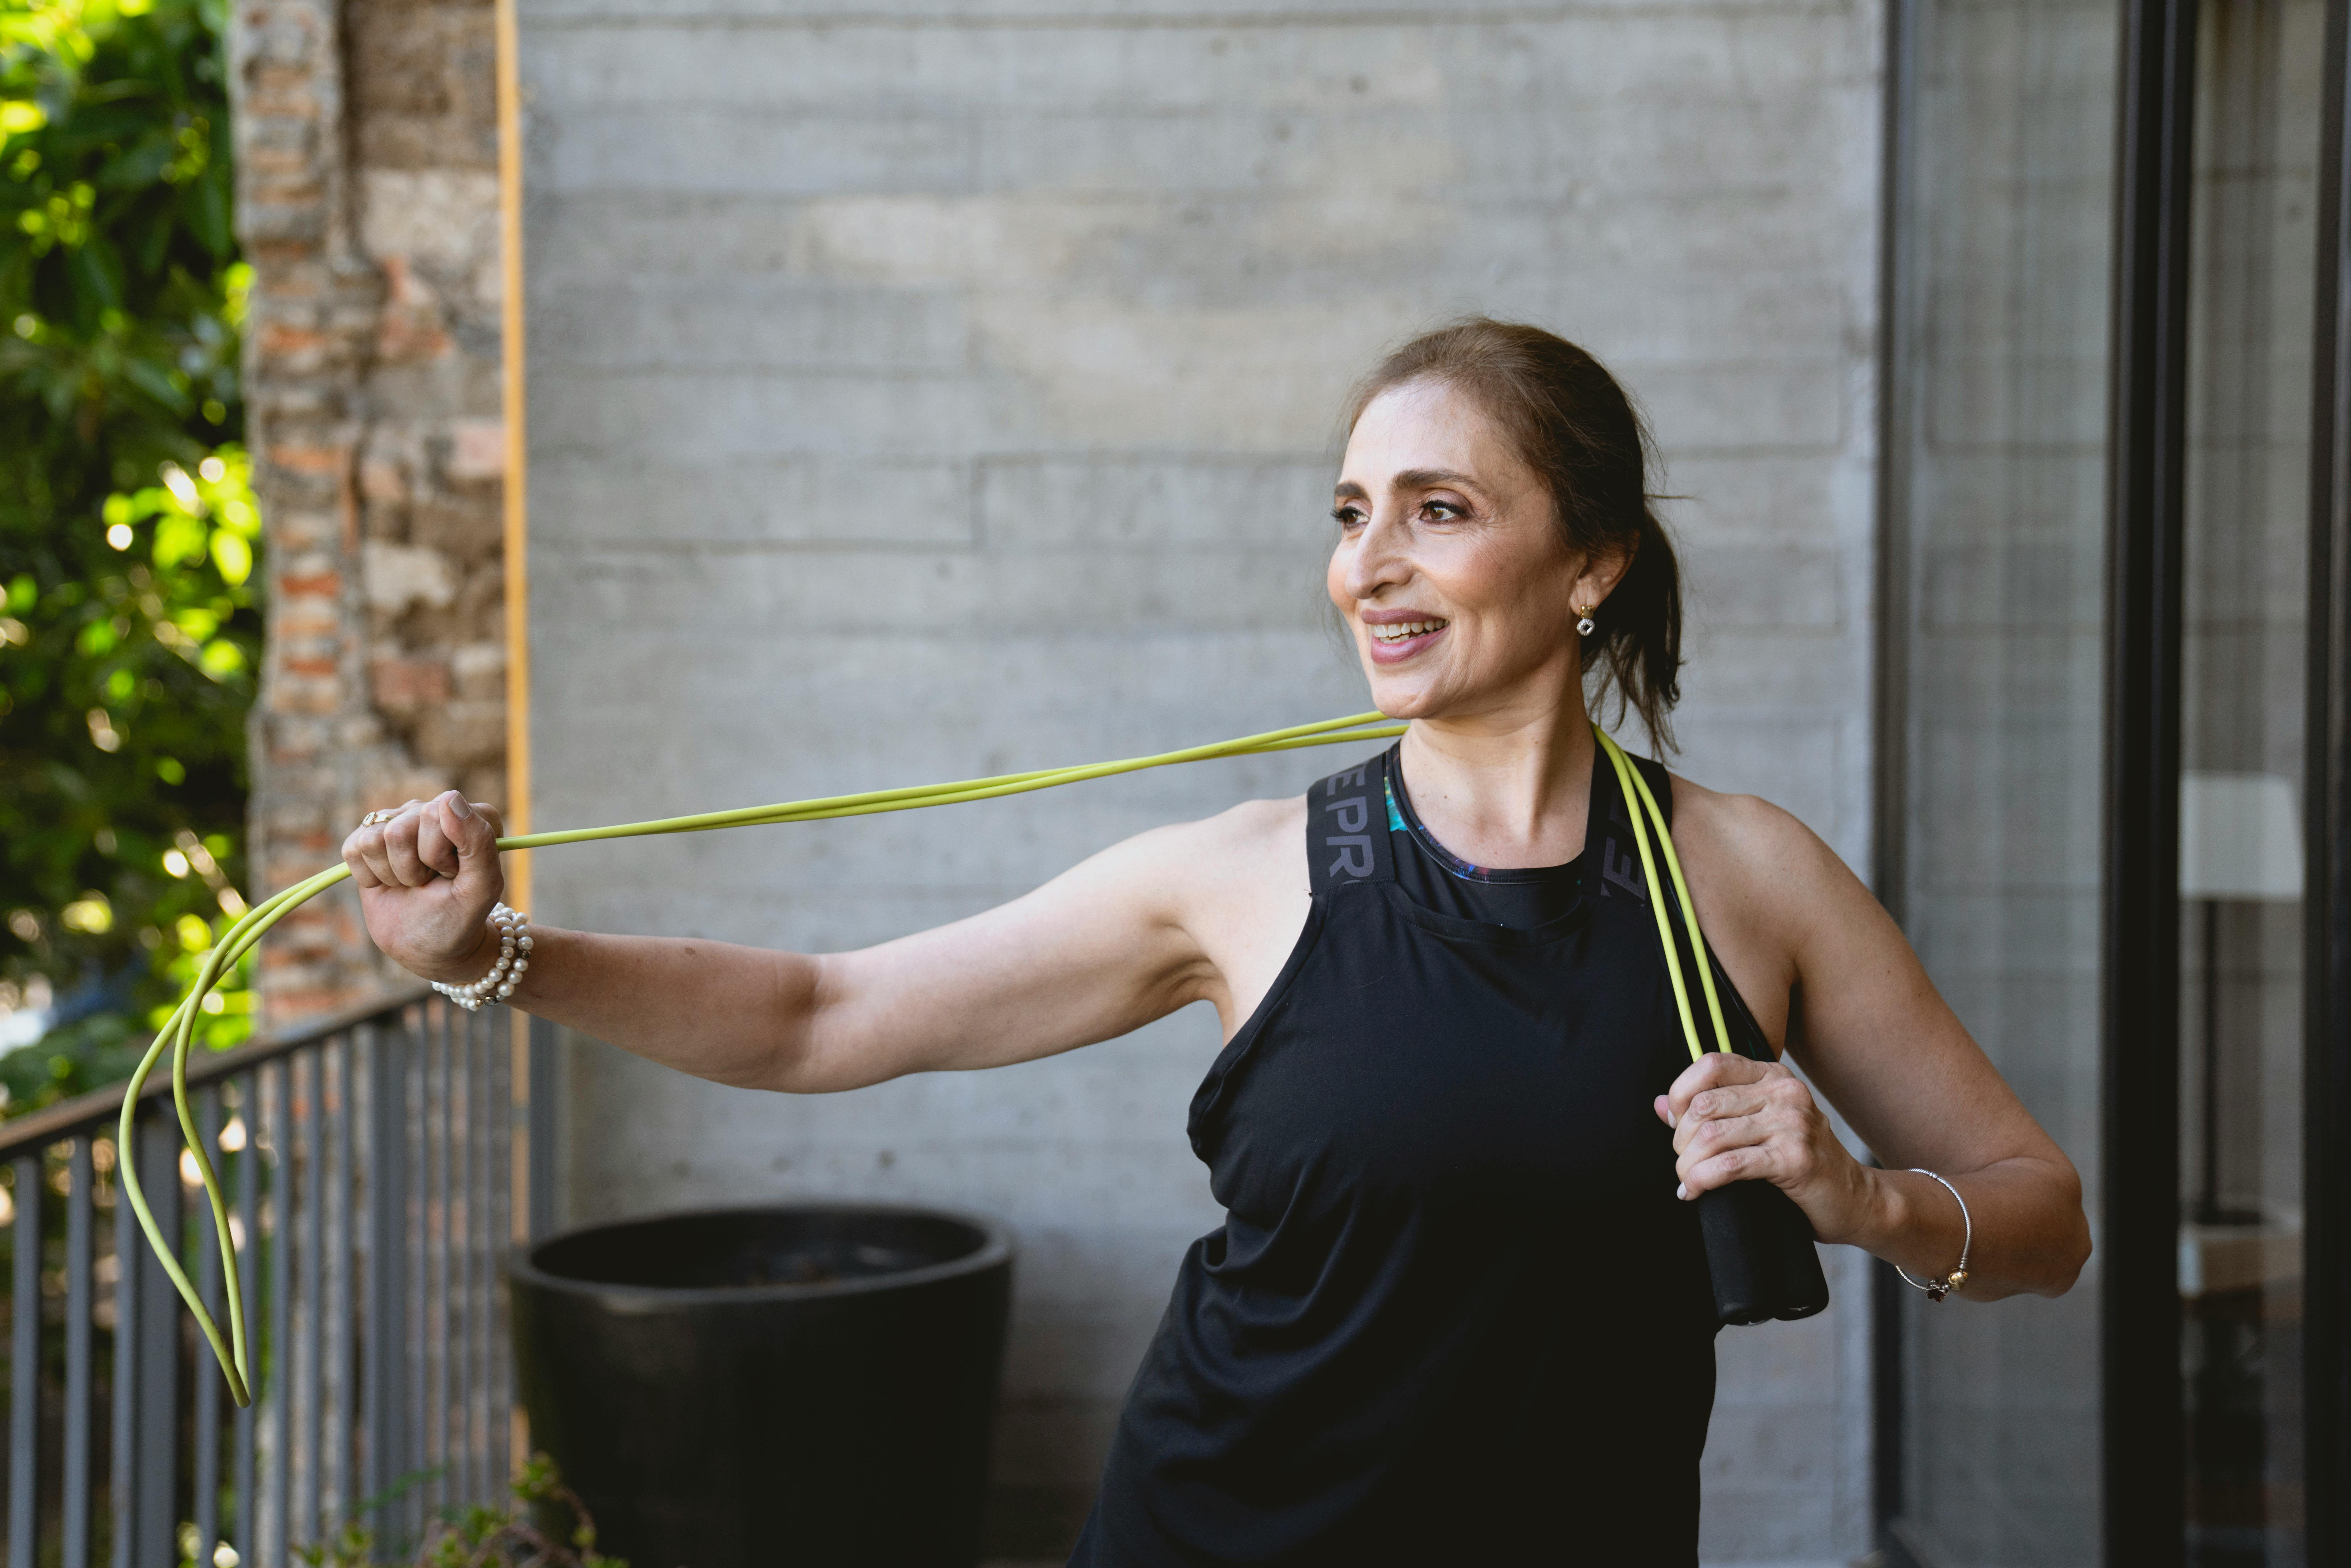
left=1189, top=894, right=1693, bottom=1228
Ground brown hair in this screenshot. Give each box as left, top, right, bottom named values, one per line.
left=1345, top=317, right=1684, bottom=749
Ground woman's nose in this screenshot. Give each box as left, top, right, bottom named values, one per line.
left=1344, top=514, right=1411, bottom=601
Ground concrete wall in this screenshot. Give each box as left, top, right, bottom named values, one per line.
left=513, top=2, right=1881, bottom=1560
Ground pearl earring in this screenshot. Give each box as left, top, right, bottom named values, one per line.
left=1575, top=605, right=1596, bottom=637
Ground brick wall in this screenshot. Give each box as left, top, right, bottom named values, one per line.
left=229, top=0, right=508, bottom=1021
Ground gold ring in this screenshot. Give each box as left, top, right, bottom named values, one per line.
left=359, top=808, right=399, bottom=828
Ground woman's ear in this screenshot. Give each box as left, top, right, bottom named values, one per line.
left=1573, top=541, right=1635, bottom=610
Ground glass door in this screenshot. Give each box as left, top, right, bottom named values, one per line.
left=2177, top=4, right=2326, bottom=1563
left=1877, top=2, right=2119, bottom=1561
left=1880, top=1, right=2351, bottom=1563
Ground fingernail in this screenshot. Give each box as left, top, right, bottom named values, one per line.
left=450, top=797, right=473, bottom=819
left=1665, top=1111, right=1677, bottom=1129
left=1675, top=1182, right=1689, bottom=1201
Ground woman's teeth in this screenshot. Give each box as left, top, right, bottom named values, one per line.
left=1372, top=620, right=1447, bottom=644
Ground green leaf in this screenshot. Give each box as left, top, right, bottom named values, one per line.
left=206, top=526, right=246, bottom=584
left=129, top=189, right=175, bottom=274
left=2, top=0, right=258, bottom=1101
left=100, top=133, right=174, bottom=194
left=187, top=156, right=229, bottom=259
left=64, top=231, right=124, bottom=315
left=152, top=509, right=202, bottom=567
left=120, top=349, right=185, bottom=411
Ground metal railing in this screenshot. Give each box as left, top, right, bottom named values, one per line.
left=0, top=988, right=553, bottom=1568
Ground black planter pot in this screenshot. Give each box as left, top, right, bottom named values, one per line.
left=509, top=1203, right=1016, bottom=1568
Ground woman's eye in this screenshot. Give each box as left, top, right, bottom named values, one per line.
left=1422, top=500, right=1464, bottom=522
left=1331, top=506, right=1367, bottom=528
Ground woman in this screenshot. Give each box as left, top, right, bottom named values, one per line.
left=347, top=319, right=2089, bottom=1564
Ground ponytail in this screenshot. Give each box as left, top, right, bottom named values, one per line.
left=1587, top=504, right=1683, bottom=751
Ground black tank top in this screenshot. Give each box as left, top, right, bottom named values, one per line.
left=1068, top=740, right=1775, bottom=1567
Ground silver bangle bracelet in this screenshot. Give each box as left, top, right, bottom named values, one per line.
left=429, top=903, right=532, bottom=1013
left=1895, top=1168, right=1973, bottom=1302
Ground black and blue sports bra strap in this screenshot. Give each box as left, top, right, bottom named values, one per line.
left=1583, top=742, right=1673, bottom=908
left=1306, top=740, right=1671, bottom=898
left=1306, top=748, right=1398, bottom=894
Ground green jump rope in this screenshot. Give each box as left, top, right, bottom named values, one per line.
left=1600, top=725, right=1832, bottom=1326
left=133, top=712, right=1779, bottom=1405
left=133, top=711, right=1407, bottom=1406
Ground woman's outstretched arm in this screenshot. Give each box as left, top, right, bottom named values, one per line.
left=343, top=790, right=1230, bottom=1094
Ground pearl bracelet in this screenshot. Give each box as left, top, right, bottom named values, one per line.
left=430, top=902, right=533, bottom=1012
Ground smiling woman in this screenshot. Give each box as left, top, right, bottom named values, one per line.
left=1332, top=320, right=1684, bottom=751
left=342, top=317, right=2091, bottom=1567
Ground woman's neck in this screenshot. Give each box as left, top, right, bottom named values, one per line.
left=1395, top=691, right=1597, bottom=870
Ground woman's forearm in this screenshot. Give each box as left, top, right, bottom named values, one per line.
left=345, top=792, right=1242, bottom=1101
left=433, top=923, right=822, bottom=1092
left=1849, top=1159, right=2090, bottom=1301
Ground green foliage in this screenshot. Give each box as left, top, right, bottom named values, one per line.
left=292, top=1455, right=629, bottom=1568
left=0, top=0, right=258, bottom=1096
left=0, top=1002, right=141, bottom=1107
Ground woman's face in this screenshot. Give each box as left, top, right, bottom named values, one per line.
left=1327, top=378, right=1618, bottom=722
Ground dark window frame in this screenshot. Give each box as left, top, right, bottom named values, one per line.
left=1868, top=0, right=1921, bottom=1545
left=2101, top=3, right=2197, bottom=1563
left=2301, top=0, right=2351, bottom=1556
left=1872, top=0, right=2351, bottom=1559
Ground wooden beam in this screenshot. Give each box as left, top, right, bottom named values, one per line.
left=495, top=0, right=532, bottom=912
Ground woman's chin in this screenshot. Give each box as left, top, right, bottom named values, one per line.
left=1362, top=673, right=1448, bottom=722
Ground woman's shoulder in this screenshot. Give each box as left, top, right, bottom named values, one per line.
left=1666, top=771, right=1825, bottom=867
left=1662, top=768, right=1867, bottom=936
left=1167, top=793, right=1305, bottom=876
left=1093, top=793, right=1306, bottom=902
left=1653, top=770, right=1864, bottom=1039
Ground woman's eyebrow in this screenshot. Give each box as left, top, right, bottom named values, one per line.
left=1390, top=467, right=1482, bottom=494
left=1333, top=480, right=1370, bottom=501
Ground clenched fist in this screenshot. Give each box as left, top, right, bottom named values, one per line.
left=341, top=791, right=508, bottom=984
left=1655, top=1051, right=1878, bottom=1246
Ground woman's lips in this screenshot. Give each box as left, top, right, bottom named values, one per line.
left=1364, top=618, right=1448, bottom=665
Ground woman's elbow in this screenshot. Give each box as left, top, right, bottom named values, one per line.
left=2034, top=1159, right=2094, bottom=1298
left=748, top=955, right=931, bottom=1094
left=748, top=1041, right=906, bottom=1096
left=734, top=952, right=867, bottom=1094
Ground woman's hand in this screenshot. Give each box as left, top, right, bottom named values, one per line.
left=341, top=791, right=507, bottom=984
left=1655, top=1052, right=1878, bottom=1246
